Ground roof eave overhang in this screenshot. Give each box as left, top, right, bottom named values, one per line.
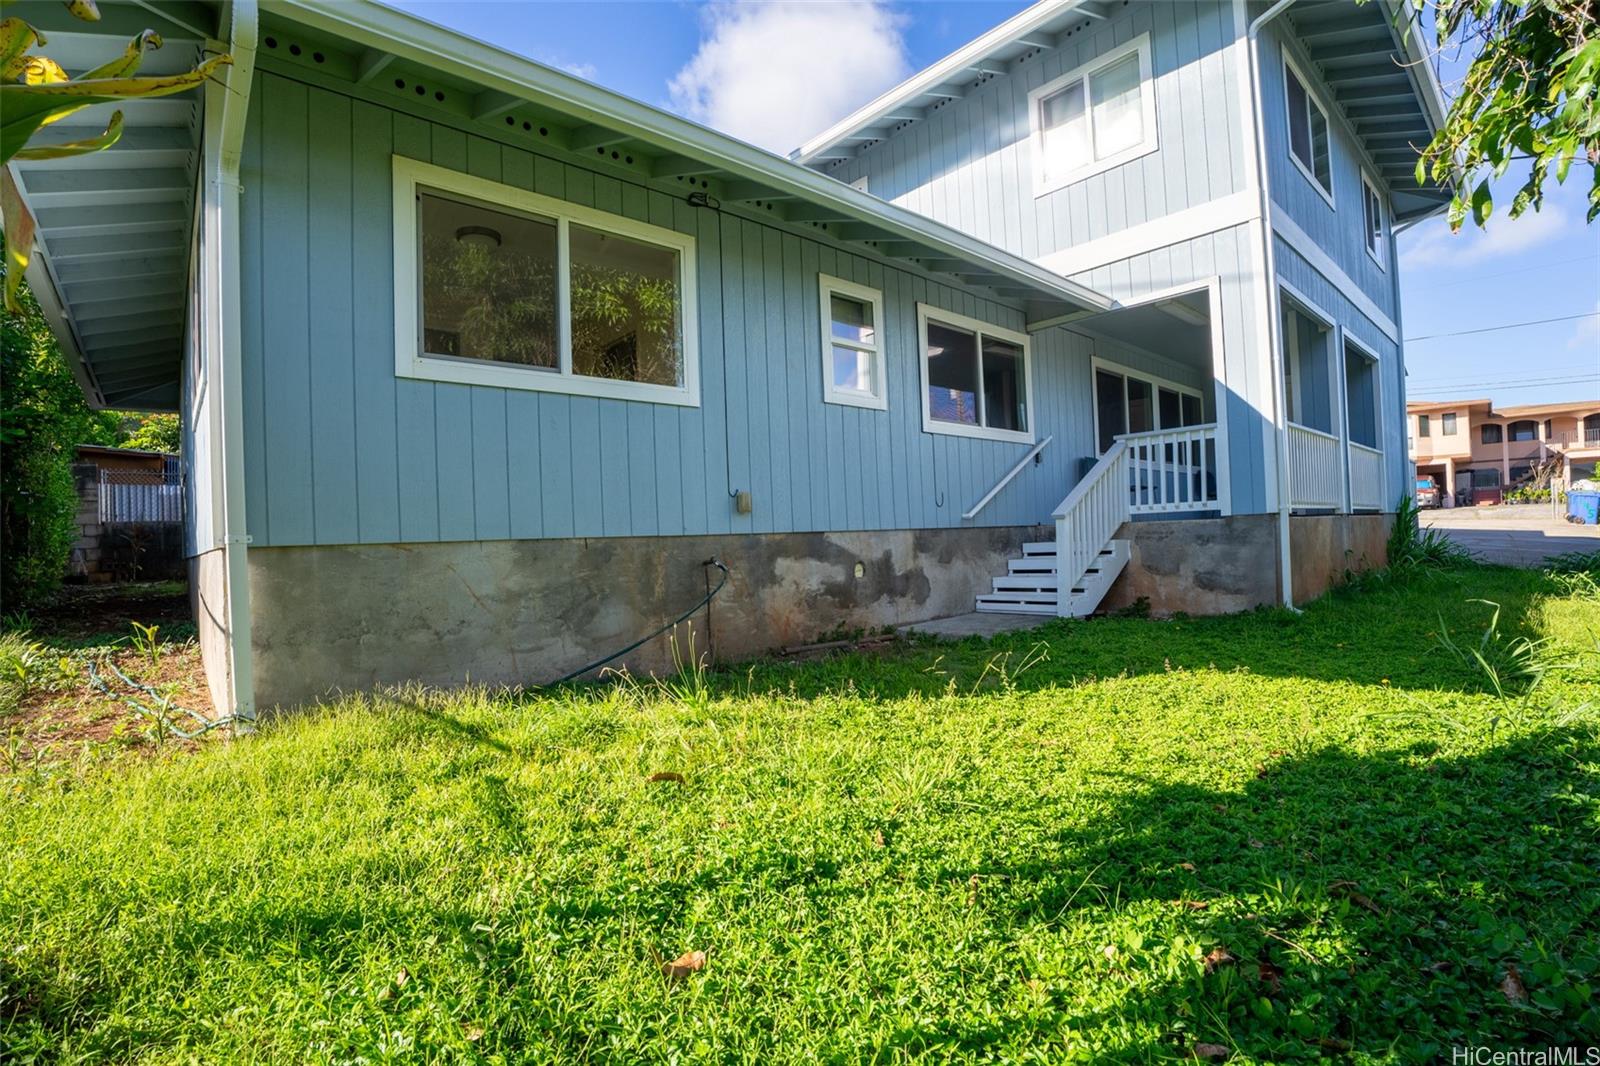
left=271, top=0, right=1111, bottom=318
left=792, top=0, right=1086, bottom=166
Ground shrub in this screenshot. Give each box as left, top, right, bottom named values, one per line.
left=1387, top=494, right=1473, bottom=574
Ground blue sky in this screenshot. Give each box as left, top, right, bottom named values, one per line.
left=389, top=0, right=1599, bottom=409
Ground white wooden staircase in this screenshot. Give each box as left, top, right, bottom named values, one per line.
left=975, top=438, right=1134, bottom=618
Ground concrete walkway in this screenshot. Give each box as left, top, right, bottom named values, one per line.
left=899, top=612, right=1052, bottom=639
left=1421, top=507, right=1598, bottom=567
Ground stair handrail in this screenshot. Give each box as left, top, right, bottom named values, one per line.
left=963, top=435, right=1053, bottom=520
left=1051, top=439, right=1131, bottom=617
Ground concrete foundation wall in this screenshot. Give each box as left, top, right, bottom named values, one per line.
left=246, top=526, right=1045, bottom=711
left=190, top=548, right=232, bottom=715
left=1101, top=512, right=1392, bottom=615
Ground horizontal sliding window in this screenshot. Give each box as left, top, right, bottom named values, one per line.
left=918, top=305, right=1032, bottom=444
left=394, top=156, right=698, bottom=406
left=820, top=274, right=887, bottom=409
left=1029, top=35, right=1158, bottom=195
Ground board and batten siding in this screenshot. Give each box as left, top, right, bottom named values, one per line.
left=1257, top=25, right=1398, bottom=323
left=238, top=71, right=1187, bottom=549
left=826, top=0, right=1246, bottom=264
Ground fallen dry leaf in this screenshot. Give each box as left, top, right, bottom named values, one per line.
left=461, top=1023, right=485, bottom=1042
left=1101, top=944, right=1118, bottom=960
left=1203, top=947, right=1235, bottom=975
left=1500, top=964, right=1528, bottom=1004
left=1248, top=839, right=1267, bottom=849
left=1329, top=881, right=1382, bottom=914
left=1178, top=862, right=1197, bottom=872
left=647, top=771, right=685, bottom=783
left=872, top=828, right=886, bottom=848
left=662, top=949, right=707, bottom=982
left=1172, top=899, right=1210, bottom=911
left=394, top=967, right=410, bottom=988
left=1316, top=1037, right=1352, bottom=1054
left=1257, top=956, right=1285, bottom=994
left=1190, top=1042, right=1231, bottom=1062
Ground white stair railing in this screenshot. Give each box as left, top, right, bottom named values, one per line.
left=1121, top=424, right=1219, bottom=514
left=1348, top=442, right=1384, bottom=511
left=1052, top=440, right=1130, bottom=617
left=1287, top=422, right=1344, bottom=510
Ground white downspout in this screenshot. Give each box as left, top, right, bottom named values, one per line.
left=214, top=0, right=259, bottom=724
left=1246, top=0, right=1298, bottom=608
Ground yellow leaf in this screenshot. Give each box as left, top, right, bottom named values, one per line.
left=21, top=55, right=69, bottom=85
left=2, top=167, right=38, bottom=315
left=11, top=110, right=123, bottom=160
left=0, top=17, right=46, bottom=81
left=80, top=29, right=163, bottom=81
left=65, top=0, right=101, bottom=21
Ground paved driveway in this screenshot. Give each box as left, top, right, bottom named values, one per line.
left=1421, top=506, right=1598, bottom=567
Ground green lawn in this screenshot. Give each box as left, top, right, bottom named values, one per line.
left=3, top=564, right=1598, bottom=1063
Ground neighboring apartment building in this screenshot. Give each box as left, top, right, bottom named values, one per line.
left=1409, top=399, right=1600, bottom=504
left=14, top=0, right=1451, bottom=716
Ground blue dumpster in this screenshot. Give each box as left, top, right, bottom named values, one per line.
left=1568, top=491, right=1600, bottom=525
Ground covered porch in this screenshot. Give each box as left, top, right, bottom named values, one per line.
left=1279, top=286, right=1391, bottom=514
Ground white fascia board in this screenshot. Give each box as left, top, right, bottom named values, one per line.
left=271, top=0, right=1112, bottom=316
left=793, top=0, right=1082, bottom=164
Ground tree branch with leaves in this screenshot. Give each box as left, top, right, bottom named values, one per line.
left=1406, top=0, right=1600, bottom=229
left=1, top=0, right=231, bottom=311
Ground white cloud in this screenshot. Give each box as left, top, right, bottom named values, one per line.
left=561, top=61, right=598, bottom=82
left=1401, top=203, right=1568, bottom=268
left=1569, top=297, right=1600, bottom=351
left=668, top=1, right=911, bottom=154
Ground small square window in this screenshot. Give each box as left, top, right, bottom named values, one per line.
left=1285, top=57, right=1333, bottom=201
left=819, top=275, right=886, bottom=410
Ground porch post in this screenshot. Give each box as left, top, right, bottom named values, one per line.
left=1333, top=326, right=1352, bottom=514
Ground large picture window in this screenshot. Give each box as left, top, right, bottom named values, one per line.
left=1028, top=35, right=1158, bottom=195
left=1284, top=55, right=1333, bottom=203
left=393, top=156, right=698, bottom=405
left=917, top=305, right=1032, bottom=444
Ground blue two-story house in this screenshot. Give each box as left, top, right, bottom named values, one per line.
left=11, top=0, right=1448, bottom=715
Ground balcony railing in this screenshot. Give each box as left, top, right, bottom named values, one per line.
left=1348, top=442, right=1384, bottom=511
left=1550, top=428, right=1600, bottom=447
left=1287, top=423, right=1344, bottom=510
left=1120, top=424, right=1220, bottom=515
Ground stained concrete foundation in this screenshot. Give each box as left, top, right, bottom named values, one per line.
left=247, top=525, right=1047, bottom=711
left=1100, top=512, right=1391, bottom=616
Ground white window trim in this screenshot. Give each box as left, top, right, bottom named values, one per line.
left=1028, top=34, right=1159, bottom=198
left=1361, top=170, right=1388, bottom=271
left=916, top=304, right=1035, bottom=445
left=1282, top=52, right=1335, bottom=208
left=818, top=274, right=887, bottom=411
left=392, top=154, right=700, bottom=407
left=1090, top=356, right=1207, bottom=456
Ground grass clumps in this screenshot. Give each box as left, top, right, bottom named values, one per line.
left=1, top=566, right=1598, bottom=1062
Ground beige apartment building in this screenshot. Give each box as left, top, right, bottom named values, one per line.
left=1408, top=399, right=1600, bottom=505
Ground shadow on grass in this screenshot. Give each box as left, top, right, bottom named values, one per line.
left=723, top=564, right=1587, bottom=702
left=909, top=728, right=1600, bottom=1059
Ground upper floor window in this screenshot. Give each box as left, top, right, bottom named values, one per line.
left=1417, top=414, right=1430, bottom=438
left=1362, top=173, right=1387, bottom=268
left=1028, top=35, right=1157, bottom=196
left=393, top=156, right=699, bottom=406
left=917, top=305, right=1032, bottom=444
left=1284, top=55, right=1332, bottom=203
left=1509, top=419, right=1539, bottom=442
left=1441, top=412, right=1457, bottom=435
left=819, top=274, right=886, bottom=410
left=1481, top=423, right=1503, bottom=444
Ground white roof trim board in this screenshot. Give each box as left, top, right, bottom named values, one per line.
left=271, top=0, right=1112, bottom=320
